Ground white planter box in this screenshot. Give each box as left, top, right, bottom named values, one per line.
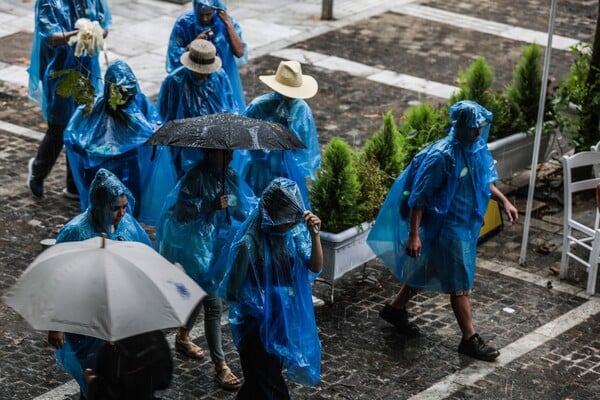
left=318, top=221, right=376, bottom=303
left=488, top=132, right=553, bottom=180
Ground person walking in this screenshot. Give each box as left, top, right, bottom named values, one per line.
left=156, top=148, right=256, bottom=390
left=219, top=177, right=323, bottom=399
left=166, top=0, right=247, bottom=111
left=47, top=168, right=152, bottom=399
left=233, top=60, right=320, bottom=209
left=367, top=100, right=519, bottom=362
left=63, top=60, right=173, bottom=222
left=27, top=0, right=111, bottom=199
left=159, top=38, right=238, bottom=178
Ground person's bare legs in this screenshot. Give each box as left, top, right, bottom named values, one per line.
left=450, top=293, right=475, bottom=340
left=390, top=284, right=419, bottom=309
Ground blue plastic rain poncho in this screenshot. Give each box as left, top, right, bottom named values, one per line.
left=218, top=178, right=321, bottom=387
left=156, top=153, right=257, bottom=294
left=54, top=168, right=151, bottom=396
left=232, top=92, right=321, bottom=208
left=367, top=101, right=497, bottom=293
left=158, top=66, right=239, bottom=178
left=28, top=0, right=111, bottom=124
left=166, top=0, right=247, bottom=110
left=64, top=60, right=176, bottom=224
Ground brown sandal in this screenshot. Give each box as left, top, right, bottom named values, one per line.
left=215, top=365, right=241, bottom=390
left=175, top=336, right=205, bottom=359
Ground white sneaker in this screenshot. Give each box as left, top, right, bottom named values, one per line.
left=312, top=295, right=325, bottom=307
left=62, top=188, right=80, bottom=200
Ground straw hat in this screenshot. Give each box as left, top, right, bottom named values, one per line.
left=180, top=39, right=222, bottom=74
left=259, top=60, right=318, bottom=99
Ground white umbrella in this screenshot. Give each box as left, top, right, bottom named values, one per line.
left=3, top=236, right=206, bottom=341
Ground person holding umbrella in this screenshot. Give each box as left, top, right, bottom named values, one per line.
left=156, top=148, right=256, bottom=390
left=166, top=0, right=247, bottom=111
left=232, top=60, right=320, bottom=209
left=47, top=168, right=152, bottom=399
left=158, top=38, right=239, bottom=178
left=218, top=177, right=323, bottom=399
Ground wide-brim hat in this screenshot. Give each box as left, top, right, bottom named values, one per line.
left=259, top=60, right=318, bottom=99
left=181, top=39, right=222, bottom=75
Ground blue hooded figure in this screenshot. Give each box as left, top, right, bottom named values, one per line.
left=64, top=60, right=176, bottom=223
left=232, top=61, right=321, bottom=209
left=26, top=0, right=112, bottom=198
left=52, top=168, right=151, bottom=398
left=367, top=100, right=497, bottom=293
left=166, top=0, right=247, bottom=111
left=218, top=178, right=323, bottom=396
left=159, top=39, right=239, bottom=179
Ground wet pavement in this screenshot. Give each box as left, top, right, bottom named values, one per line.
left=1, top=0, right=599, bottom=399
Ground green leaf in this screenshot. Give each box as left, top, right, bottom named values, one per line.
left=50, top=69, right=95, bottom=115
left=108, top=83, right=127, bottom=111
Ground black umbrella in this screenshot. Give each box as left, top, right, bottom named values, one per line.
left=145, top=113, right=306, bottom=150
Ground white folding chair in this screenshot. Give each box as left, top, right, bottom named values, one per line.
left=561, top=151, right=600, bottom=295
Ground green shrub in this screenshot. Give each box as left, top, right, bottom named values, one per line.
left=362, top=110, right=406, bottom=187
left=354, top=151, right=389, bottom=222
left=310, top=138, right=363, bottom=233
left=398, top=103, right=447, bottom=162
left=506, top=43, right=542, bottom=130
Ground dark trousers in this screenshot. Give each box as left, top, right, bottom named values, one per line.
left=236, top=322, right=290, bottom=400
left=32, top=123, right=78, bottom=193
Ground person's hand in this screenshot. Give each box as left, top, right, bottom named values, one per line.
left=48, top=331, right=65, bottom=349
left=196, top=28, right=215, bottom=41
left=405, top=232, right=422, bottom=257
left=215, top=195, right=228, bottom=210
left=503, top=201, right=519, bottom=224
left=216, top=9, right=229, bottom=23
left=84, top=368, right=96, bottom=384
left=304, top=211, right=321, bottom=235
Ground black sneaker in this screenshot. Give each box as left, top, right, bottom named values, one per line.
left=458, top=333, right=500, bottom=361
left=27, top=158, right=43, bottom=198
left=379, top=304, right=420, bottom=335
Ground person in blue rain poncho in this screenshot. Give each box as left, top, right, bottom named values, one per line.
left=166, top=0, right=247, bottom=111
left=218, top=177, right=323, bottom=399
left=47, top=168, right=152, bottom=400
left=367, top=100, right=519, bottom=362
left=159, top=39, right=239, bottom=179
left=27, top=0, right=111, bottom=199
left=64, top=60, right=176, bottom=224
left=232, top=60, right=320, bottom=209
left=156, top=148, right=256, bottom=390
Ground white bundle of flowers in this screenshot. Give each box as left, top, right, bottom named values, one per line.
left=68, top=18, right=105, bottom=57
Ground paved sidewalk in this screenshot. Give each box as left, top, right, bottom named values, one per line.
left=0, top=0, right=599, bottom=399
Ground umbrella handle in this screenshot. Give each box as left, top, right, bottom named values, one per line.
left=221, top=168, right=231, bottom=225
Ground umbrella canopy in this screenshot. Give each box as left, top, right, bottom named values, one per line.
left=3, top=236, right=206, bottom=341
left=145, top=113, right=306, bottom=150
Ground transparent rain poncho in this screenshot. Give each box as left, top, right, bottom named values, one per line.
left=28, top=0, right=111, bottom=124
left=158, top=67, right=239, bottom=178
left=367, top=101, right=497, bottom=293
left=54, top=168, right=151, bottom=396
left=64, top=60, right=176, bottom=223
left=156, top=155, right=257, bottom=293
left=218, top=178, right=321, bottom=387
left=232, top=92, right=321, bottom=208
left=166, top=0, right=247, bottom=110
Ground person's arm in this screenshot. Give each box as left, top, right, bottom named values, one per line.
left=304, top=211, right=323, bottom=273
left=47, top=331, right=65, bottom=348
left=489, top=183, right=518, bottom=223
left=47, top=30, right=78, bottom=46
left=405, top=208, right=423, bottom=257
left=217, top=10, right=244, bottom=58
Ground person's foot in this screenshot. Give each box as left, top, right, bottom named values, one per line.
left=379, top=303, right=420, bottom=335
left=175, top=333, right=205, bottom=359
left=62, top=187, right=80, bottom=200
left=458, top=333, right=500, bottom=361
left=215, top=364, right=241, bottom=390
left=27, top=158, right=43, bottom=198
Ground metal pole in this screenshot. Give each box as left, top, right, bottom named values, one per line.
left=519, top=0, right=558, bottom=266
left=322, top=0, right=334, bottom=20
